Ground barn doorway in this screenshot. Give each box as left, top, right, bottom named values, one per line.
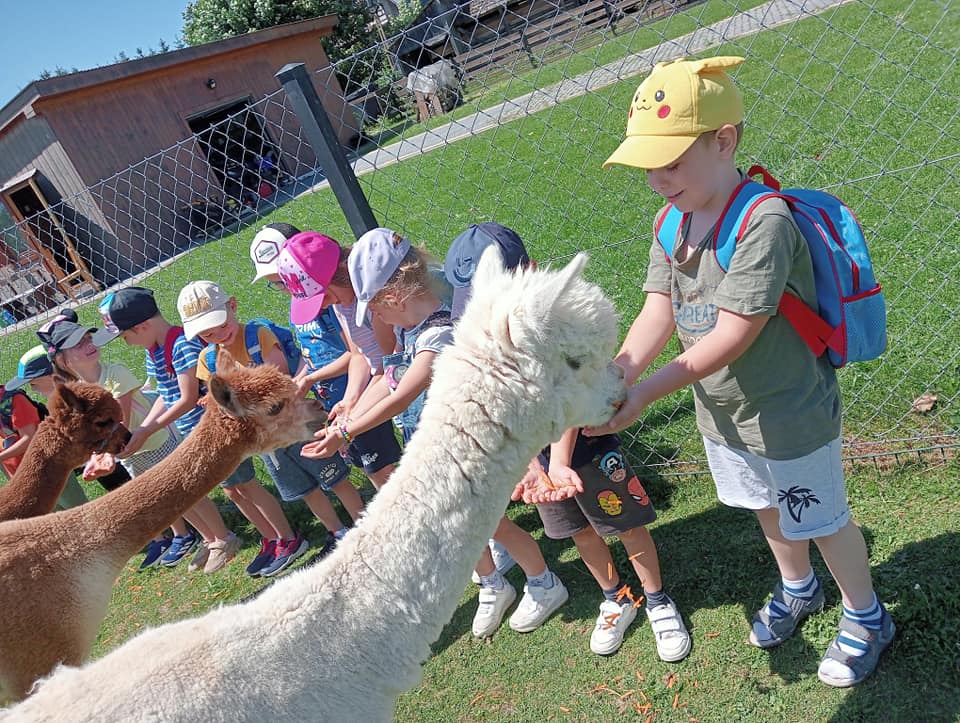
left=188, top=100, right=288, bottom=209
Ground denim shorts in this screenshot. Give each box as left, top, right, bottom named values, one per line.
left=261, top=441, right=350, bottom=501
left=341, top=420, right=402, bottom=475
left=536, top=448, right=657, bottom=539
left=220, top=457, right=256, bottom=488
left=704, top=435, right=850, bottom=541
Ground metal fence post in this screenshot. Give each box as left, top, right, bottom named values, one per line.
left=275, top=63, right=378, bottom=239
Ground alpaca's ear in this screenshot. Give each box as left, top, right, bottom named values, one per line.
left=552, top=253, right=588, bottom=296
left=473, top=245, right=506, bottom=288
left=54, top=383, right=87, bottom=413
left=216, top=348, right=242, bottom=373
left=208, top=376, right=246, bottom=418
left=523, top=252, right=589, bottom=324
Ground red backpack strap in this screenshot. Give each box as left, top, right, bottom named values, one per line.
left=777, top=292, right=842, bottom=357
left=164, top=326, right=185, bottom=375
left=746, top=164, right=781, bottom=191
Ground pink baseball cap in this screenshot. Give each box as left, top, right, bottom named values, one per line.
left=277, top=232, right=342, bottom=325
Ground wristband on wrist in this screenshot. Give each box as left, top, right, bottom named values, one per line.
left=337, top=420, right=353, bottom=443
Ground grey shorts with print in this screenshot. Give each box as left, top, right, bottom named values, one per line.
left=703, top=435, right=850, bottom=540
left=535, top=448, right=657, bottom=539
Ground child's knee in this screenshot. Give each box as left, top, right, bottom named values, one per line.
left=618, top=525, right=653, bottom=547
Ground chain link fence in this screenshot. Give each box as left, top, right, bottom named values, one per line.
left=1, top=0, right=957, bottom=476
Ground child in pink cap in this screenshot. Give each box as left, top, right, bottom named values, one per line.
left=301, top=227, right=452, bottom=457
left=253, top=225, right=401, bottom=491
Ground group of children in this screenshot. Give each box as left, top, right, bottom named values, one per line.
left=0, top=56, right=892, bottom=686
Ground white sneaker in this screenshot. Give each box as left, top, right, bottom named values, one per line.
left=509, top=574, right=569, bottom=632
left=590, top=599, right=638, bottom=655
left=646, top=598, right=692, bottom=662
left=472, top=583, right=517, bottom=638
left=471, top=538, right=518, bottom=584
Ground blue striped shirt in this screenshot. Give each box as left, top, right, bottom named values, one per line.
left=145, top=332, right=206, bottom=436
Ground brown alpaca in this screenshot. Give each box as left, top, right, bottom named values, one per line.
left=0, top=355, right=328, bottom=703
left=0, top=383, right=128, bottom=521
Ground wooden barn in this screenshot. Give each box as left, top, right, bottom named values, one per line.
left=0, top=16, right=360, bottom=311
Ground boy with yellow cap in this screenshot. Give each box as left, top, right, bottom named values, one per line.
left=588, top=56, right=893, bottom=687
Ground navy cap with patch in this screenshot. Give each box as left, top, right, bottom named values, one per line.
left=444, top=222, right=530, bottom=288
left=91, top=287, right=159, bottom=345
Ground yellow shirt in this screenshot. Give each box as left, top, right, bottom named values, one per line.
left=99, top=361, right=171, bottom=453
left=195, top=324, right=282, bottom=383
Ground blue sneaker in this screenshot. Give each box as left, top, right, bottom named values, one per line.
left=246, top=538, right=278, bottom=577
left=160, top=533, right=198, bottom=567
left=138, top=538, right=171, bottom=571
left=259, top=535, right=310, bottom=578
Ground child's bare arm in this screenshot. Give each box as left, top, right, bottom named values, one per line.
left=587, top=308, right=768, bottom=435
left=615, top=291, right=676, bottom=386
left=296, top=351, right=351, bottom=395
left=121, top=373, right=198, bottom=457
left=0, top=423, right=37, bottom=462
left=262, top=341, right=289, bottom=375
left=339, top=327, right=377, bottom=413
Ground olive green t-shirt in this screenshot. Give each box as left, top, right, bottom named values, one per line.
left=643, top=195, right=841, bottom=460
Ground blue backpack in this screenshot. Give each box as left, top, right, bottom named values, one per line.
left=204, top=318, right=303, bottom=376
left=654, top=165, right=887, bottom=368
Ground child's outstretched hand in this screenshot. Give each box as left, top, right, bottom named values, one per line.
left=117, top=426, right=152, bottom=459
left=324, top=400, right=349, bottom=425
left=584, top=384, right=647, bottom=436
left=301, top=426, right=344, bottom=460
left=82, top=453, right=116, bottom=480
left=294, top=373, right=313, bottom=398
left=511, top=458, right=582, bottom=504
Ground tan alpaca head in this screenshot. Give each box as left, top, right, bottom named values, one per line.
left=46, top=382, right=129, bottom=457
left=206, top=350, right=328, bottom=453
left=451, top=247, right=627, bottom=441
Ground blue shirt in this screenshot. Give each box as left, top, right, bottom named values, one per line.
left=295, top=307, right=349, bottom=407
left=145, top=332, right=206, bottom=436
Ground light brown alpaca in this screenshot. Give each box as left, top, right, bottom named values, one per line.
left=0, top=354, right=328, bottom=703
left=0, top=383, right=128, bottom=522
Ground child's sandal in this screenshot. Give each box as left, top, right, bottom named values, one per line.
left=817, top=610, right=895, bottom=688
left=748, top=581, right=824, bottom=649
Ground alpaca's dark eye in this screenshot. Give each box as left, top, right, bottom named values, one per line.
left=564, top=356, right=581, bottom=371
left=267, top=401, right=285, bottom=416
left=95, top=419, right=112, bottom=428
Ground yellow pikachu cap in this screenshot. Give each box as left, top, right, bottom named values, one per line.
left=603, top=56, right=745, bottom=170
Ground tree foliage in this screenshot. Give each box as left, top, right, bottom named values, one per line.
left=181, top=0, right=376, bottom=68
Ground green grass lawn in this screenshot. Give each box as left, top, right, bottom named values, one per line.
left=2, top=0, right=959, bottom=719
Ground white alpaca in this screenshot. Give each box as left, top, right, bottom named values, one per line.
left=4, top=249, right=626, bottom=722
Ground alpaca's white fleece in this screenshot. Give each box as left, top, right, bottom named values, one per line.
left=3, top=250, right=625, bottom=723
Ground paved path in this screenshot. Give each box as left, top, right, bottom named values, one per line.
left=308, top=0, right=849, bottom=189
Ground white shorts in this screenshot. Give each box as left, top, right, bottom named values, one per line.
left=703, top=436, right=850, bottom=541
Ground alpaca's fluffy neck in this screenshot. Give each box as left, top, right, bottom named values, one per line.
left=68, top=411, right=254, bottom=556
left=253, top=348, right=555, bottom=705
left=0, top=418, right=94, bottom=519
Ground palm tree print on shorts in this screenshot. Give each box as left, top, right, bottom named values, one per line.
left=778, top=486, right=822, bottom=524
